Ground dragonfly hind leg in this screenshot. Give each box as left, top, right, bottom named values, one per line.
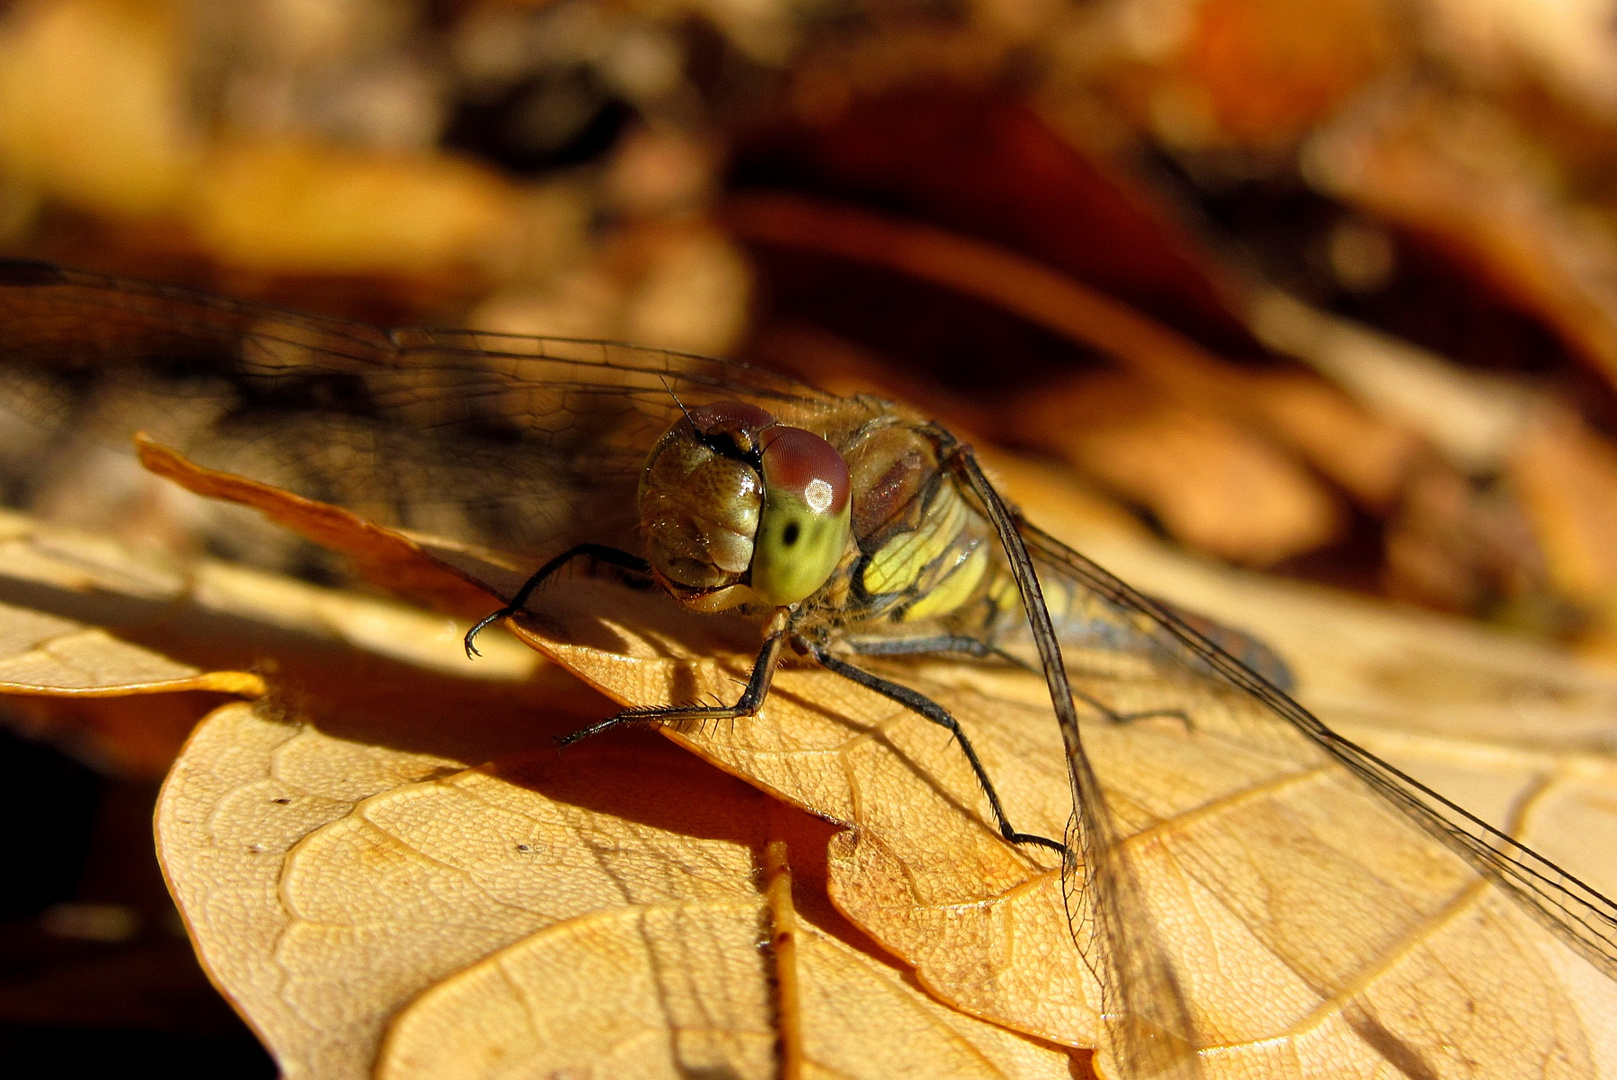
left=847, top=635, right=1190, bottom=729
left=807, top=644, right=1066, bottom=855
left=465, top=543, right=651, bottom=658
left=847, top=633, right=1015, bottom=663
left=556, top=632, right=787, bottom=746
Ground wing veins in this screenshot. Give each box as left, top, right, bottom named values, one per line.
left=948, top=438, right=1203, bottom=1079
left=1021, top=520, right=1617, bottom=981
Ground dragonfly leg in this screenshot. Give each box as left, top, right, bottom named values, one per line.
left=556, top=632, right=787, bottom=746
left=806, top=644, right=1066, bottom=855
left=465, top=543, right=650, bottom=658
left=849, top=636, right=1188, bottom=728
left=1101, top=704, right=1192, bottom=730
left=847, top=634, right=1009, bottom=662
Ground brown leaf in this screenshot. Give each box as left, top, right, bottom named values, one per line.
left=512, top=582, right=1088, bottom=1042
left=0, top=582, right=264, bottom=774
left=0, top=499, right=553, bottom=773
left=142, top=438, right=1617, bottom=1075
left=190, top=139, right=518, bottom=278
left=0, top=600, right=260, bottom=698
left=1002, top=473, right=1617, bottom=753
left=732, top=89, right=1262, bottom=356
left=1309, top=87, right=1617, bottom=397
left=1237, top=369, right=1421, bottom=512
left=1174, top=0, right=1400, bottom=145
left=137, top=435, right=513, bottom=618
left=514, top=583, right=1617, bottom=1077
left=375, top=847, right=1070, bottom=1080
left=0, top=505, right=193, bottom=599
left=726, top=192, right=1246, bottom=403
left=1510, top=408, right=1617, bottom=609
left=1017, top=371, right=1341, bottom=565
left=157, top=701, right=1075, bottom=1079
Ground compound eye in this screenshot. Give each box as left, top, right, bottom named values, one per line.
left=749, top=427, right=852, bottom=606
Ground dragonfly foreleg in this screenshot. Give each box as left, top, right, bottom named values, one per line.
left=465, top=543, right=651, bottom=658
left=805, top=644, right=1066, bottom=855
left=556, top=632, right=787, bottom=747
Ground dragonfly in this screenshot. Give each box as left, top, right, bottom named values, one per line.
left=1, top=258, right=1613, bottom=1077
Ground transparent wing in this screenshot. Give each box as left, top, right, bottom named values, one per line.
left=0, top=260, right=878, bottom=573
left=1009, top=515, right=1617, bottom=1076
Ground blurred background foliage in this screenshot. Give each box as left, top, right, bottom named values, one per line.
left=4, top=0, right=1617, bottom=1071
left=3, top=0, right=1616, bottom=654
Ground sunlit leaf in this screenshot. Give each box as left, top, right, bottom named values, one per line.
left=1044, top=524, right=1617, bottom=753
left=157, top=701, right=1076, bottom=1079
left=0, top=599, right=261, bottom=696
left=0, top=504, right=531, bottom=682
left=517, top=579, right=1617, bottom=1078
left=0, top=579, right=262, bottom=773
left=144, top=439, right=1617, bottom=1076
left=138, top=436, right=506, bottom=618
left=0, top=499, right=548, bottom=772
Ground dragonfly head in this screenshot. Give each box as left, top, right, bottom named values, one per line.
left=639, top=400, right=851, bottom=611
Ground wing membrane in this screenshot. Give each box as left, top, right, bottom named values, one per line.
left=1017, top=518, right=1617, bottom=1073
left=1023, top=520, right=1617, bottom=976
left=0, top=260, right=862, bottom=566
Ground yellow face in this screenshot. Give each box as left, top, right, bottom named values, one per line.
left=749, top=465, right=852, bottom=607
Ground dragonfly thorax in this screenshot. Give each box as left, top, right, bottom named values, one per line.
left=638, top=401, right=851, bottom=612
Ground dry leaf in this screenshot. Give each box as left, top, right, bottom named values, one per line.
left=0, top=500, right=570, bottom=776
left=137, top=436, right=514, bottom=619
left=157, top=701, right=1076, bottom=1079
left=1049, top=527, right=1617, bottom=755
left=502, top=581, right=1083, bottom=1038
left=0, top=505, right=192, bottom=599
left=988, top=464, right=1617, bottom=753
left=1017, top=371, right=1341, bottom=565
left=1248, top=290, right=1532, bottom=477
left=143, top=439, right=1617, bottom=1075
left=0, top=564, right=264, bottom=772
left=0, top=0, right=197, bottom=218
left=513, top=580, right=1617, bottom=1077
left=0, top=502, right=538, bottom=684
left=191, top=139, right=518, bottom=277
left=1510, top=409, right=1617, bottom=611
left=1236, top=369, right=1421, bottom=512
left=0, top=598, right=260, bottom=698
left=1308, top=87, right=1617, bottom=396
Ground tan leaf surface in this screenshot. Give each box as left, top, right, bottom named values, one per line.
left=0, top=582, right=264, bottom=773
left=0, top=502, right=546, bottom=772
left=143, top=439, right=1617, bottom=1076
left=0, top=502, right=539, bottom=684
left=516, top=585, right=1617, bottom=1078
left=137, top=436, right=507, bottom=618
left=983, top=449, right=1617, bottom=753
left=1048, top=521, right=1617, bottom=753
left=376, top=874, right=1068, bottom=1080
left=0, top=505, right=193, bottom=599
left=0, top=598, right=262, bottom=696
left=509, top=583, right=1083, bottom=1037
left=157, top=700, right=1075, bottom=1080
